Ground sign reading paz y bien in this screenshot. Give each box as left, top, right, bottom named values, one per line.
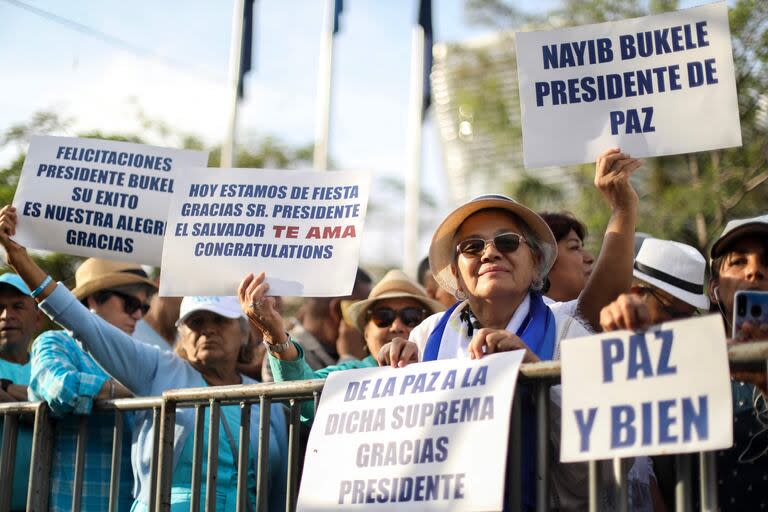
left=515, top=2, right=741, bottom=168
left=560, top=315, right=733, bottom=462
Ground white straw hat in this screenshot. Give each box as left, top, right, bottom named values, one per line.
left=633, top=238, right=710, bottom=310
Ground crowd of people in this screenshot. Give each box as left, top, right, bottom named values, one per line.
left=0, top=147, right=765, bottom=511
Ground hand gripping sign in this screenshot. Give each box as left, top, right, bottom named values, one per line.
left=12, top=135, right=209, bottom=265
left=297, top=351, right=524, bottom=512
left=515, top=2, right=741, bottom=168
left=160, top=168, right=371, bottom=297
left=560, top=315, right=732, bottom=462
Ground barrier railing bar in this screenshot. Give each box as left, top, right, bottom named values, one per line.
left=507, top=386, right=522, bottom=511
left=205, top=400, right=221, bottom=512
left=613, top=458, right=628, bottom=512
left=256, top=396, right=272, bottom=512
left=699, top=451, right=718, bottom=511
left=536, top=381, right=550, bottom=512
left=236, top=402, right=251, bottom=512
left=0, top=413, right=19, bottom=511
left=675, top=454, right=692, bottom=512
left=26, top=402, right=52, bottom=512
left=70, top=415, right=88, bottom=512
left=588, top=460, right=601, bottom=512
left=108, top=409, right=124, bottom=512
left=162, top=380, right=324, bottom=405
left=156, top=400, right=177, bottom=512
left=148, top=407, right=162, bottom=512
left=286, top=399, right=301, bottom=512
left=313, top=391, right=320, bottom=415
left=190, top=404, right=206, bottom=512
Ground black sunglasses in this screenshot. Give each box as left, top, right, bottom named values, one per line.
left=366, top=307, right=427, bottom=328
left=456, top=232, right=527, bottom=258
left=110, top=290, right=150, bottom=316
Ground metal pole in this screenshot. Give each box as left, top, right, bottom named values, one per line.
left=155, top=400, right=177, bottom=512
left=236, top=402, right=251, bottom=512
left=70, top=416, right=88, bottom=512
left=256, top=396, right=272, bottom=512
left=190, top=404, right=206, bottom=512
left=205, top=400, right=221, bottom=512
left=0, top=414, right=19, bottom=511
left=221, top=0, right=246, bottom=168
left=699, top=451, right=718, bottom=511
left=108, top=410, right=124, bottom=512
left=148, top=407, right=162, bottom=512
left=506, top=387, right=522, bottom=511
left=26, top=403, right=53, bottom=512
left=613, top=458, right=628, bottom=512
left=402, top=24, right=426, bottom=278
left=675, top=454, right=692, bottom=512
left=588, top=460, right=602, bottom=512
left=286, top=399, right=301, bottom=512
left=312, top=0, right=335, bottom=171
left=535, top=382, right=550, bottom=511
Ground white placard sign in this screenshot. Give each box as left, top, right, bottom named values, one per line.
left=560, top=315, right=733, bottom=462
left=160, top=168, right=371, bottom=297
left=297, top=351, right=524, bottom=512
left=515, top=2, right=741, bottom=168
left=11, top=135, right=209, bottom=265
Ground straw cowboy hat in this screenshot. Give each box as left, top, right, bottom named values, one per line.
left=428, top=194, right=557, bottom=296
left=72, top=258, right=157, bottom=300
left=633, top=238, right=710, bottom=310
left=346, top=269, right=444, bottom=331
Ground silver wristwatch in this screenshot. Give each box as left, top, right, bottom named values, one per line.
left=264, top=334, right=293, bottom=354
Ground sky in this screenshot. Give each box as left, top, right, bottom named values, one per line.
left=0, top=0, right=708, bottom=270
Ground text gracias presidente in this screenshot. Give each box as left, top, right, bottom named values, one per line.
left=23, top=145, right=360, bottom=258
left=534, top=19, right=720, bottom=135
left=329, top=365, right=493, bottom=506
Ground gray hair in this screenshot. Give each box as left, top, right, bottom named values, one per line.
left=452, top=209, right=553, bottom=293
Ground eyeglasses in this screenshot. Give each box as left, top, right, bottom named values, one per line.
left=366, top=307, right=427, bottom=328
left=641, top=287, right=697, bottom=320
left=456, top=232, right=527, bottom=258
left=110, top=290, right=150, bottom=316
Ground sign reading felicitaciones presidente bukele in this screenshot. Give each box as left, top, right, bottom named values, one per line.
left=12, top=135, right=208, bottom=265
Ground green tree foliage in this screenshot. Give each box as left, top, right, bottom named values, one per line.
left=463, top=0, right=768, bottom=252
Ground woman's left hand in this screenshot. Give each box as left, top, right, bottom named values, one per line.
left=237, top=272, right=286, bottom=344
left=467, top=328, right=540, bottom=363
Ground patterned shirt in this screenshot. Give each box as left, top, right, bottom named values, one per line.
left=29, top=330, right=134, bottom=512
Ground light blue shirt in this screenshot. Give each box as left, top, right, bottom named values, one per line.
left=39, top=283, right=289, bottom=511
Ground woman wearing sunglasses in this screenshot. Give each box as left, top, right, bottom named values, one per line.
left=27, top=256, right=155, bottom=511
left=237, top=269, right=442, bottom=420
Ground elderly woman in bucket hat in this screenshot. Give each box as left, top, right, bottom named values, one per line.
left=380, top=148, right=642, bottom=366
left=0, top=205, right=288, bottom=512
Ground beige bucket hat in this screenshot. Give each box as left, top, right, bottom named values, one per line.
left=72, top=258, right=157, bottom=300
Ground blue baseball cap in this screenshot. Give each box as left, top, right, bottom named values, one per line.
left=0, top=273, right=32, bottom=296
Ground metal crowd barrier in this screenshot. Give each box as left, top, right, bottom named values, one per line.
left=0, top=341, right=766, bottom=512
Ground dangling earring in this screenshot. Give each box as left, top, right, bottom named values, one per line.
left=455, top=289, right=467, bottom=301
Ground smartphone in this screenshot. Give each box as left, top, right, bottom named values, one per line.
left=732, top=290, right=768, bottom=341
